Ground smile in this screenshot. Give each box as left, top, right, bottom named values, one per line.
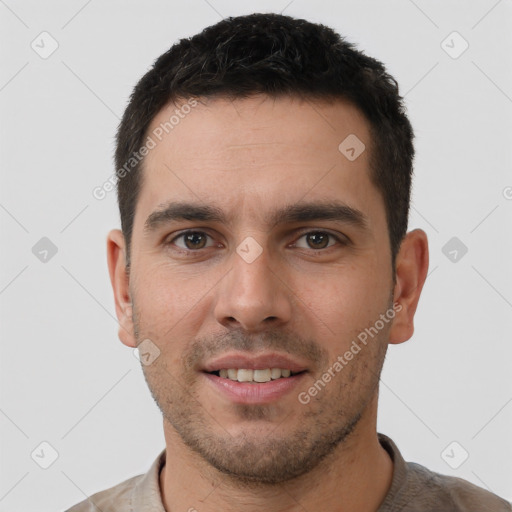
left=208, top=368, right=305, bottom=383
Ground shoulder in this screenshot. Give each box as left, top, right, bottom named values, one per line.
left=64, top=473, right=142, bottom=512
left=378, top=434, right=511, bottom=512
left=403, top=461, right=512, bottom=511
left=63, top=449, right=166, bottom=512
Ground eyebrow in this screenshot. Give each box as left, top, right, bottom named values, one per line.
left=143, top=200, right=369, bottom=234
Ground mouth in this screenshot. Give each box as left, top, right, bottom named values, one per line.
left=206, top=368, right=307, bottom=383
left=201, top=353, right=309, bottom=404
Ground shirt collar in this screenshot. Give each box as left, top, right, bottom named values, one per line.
left=130, top=448, right=167, bottom=511
left=130, top=433, right=405, bottom=511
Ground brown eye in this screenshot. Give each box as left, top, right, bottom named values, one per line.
left=294, top=231, right=341, bottom=250
left=306, top=232, right=330, bottom=249
left=171, top=231, right=213, bottom=251
left=184, top=232, right=207, bottom=249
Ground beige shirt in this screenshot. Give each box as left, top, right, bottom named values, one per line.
left=65, top=433, right=511, bottom=511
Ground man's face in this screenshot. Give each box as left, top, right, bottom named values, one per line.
left=124, top=95, right=396, bottom=483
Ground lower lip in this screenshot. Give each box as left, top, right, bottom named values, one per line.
left=202, top=372, right=307, bottom=404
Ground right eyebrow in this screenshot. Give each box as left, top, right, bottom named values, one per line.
left=143, top=202, right=228, bottom=235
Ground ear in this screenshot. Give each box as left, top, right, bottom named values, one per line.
left=106, top=229, right=137, bottom=348
left=388, top=229, right=429, bottom=345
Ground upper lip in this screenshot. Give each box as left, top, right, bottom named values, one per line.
left=202, top=352, right=309, bottom=373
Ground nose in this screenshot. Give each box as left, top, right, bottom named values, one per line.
left=213, top=245, right=293, bottom=332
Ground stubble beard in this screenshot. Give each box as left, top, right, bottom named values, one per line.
left=134, top=305, right=390, bottom=486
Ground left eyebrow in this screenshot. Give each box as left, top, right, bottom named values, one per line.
left=143, top=200, right=369, bottom=235
left=265, top=201, right=369, bottom=232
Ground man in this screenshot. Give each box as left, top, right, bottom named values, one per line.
left=67, top=12, right=511, bottom=512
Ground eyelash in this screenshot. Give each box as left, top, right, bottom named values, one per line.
left=165, top=229, right=348, bottom=253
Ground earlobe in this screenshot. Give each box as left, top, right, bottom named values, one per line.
left=106, top=229, right=137, bottom=348
left=389, top=229, right=429, bottom=345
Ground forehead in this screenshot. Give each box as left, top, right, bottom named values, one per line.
left=146, top=95, right=370, bottom=165
left=135, top=95, right=382, bottom=229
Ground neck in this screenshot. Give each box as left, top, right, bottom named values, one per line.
left=159, top=398, right=393, bottom=512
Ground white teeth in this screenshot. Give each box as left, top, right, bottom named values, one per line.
left=237, top=369, right=253, bottom=382
left=215, top=368, right=297, bottom=382
left=253, top=369, right=271, bottom=382
left=271, top=368, right=282, bottom=379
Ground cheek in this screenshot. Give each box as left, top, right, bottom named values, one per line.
left=297, top=262, right=390, bottom=345
left=132, top=265, right=215, bottom=339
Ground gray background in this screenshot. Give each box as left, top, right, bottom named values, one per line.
left=1, top=0, right=511, bottom=510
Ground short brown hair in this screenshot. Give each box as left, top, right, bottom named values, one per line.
left=115, top=12, right=414, bottom=267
